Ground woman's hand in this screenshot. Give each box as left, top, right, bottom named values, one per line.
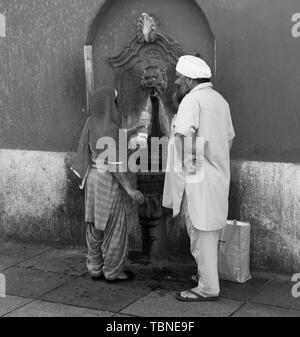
left=126, top=188, right=145, bottom=204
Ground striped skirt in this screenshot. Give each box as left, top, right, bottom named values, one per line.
left=86, top=188, right=128, bottom=280
left=84, top=168, right=138, bottom=279
left=85, top=168, right=139, bottom=233
left=85, top=168, right=119, bottom=231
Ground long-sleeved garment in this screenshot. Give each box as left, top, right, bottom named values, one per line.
left=163, top=82, right=235, bottom=232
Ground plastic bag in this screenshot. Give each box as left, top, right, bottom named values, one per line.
left=218, top=220, right=252, bottom=283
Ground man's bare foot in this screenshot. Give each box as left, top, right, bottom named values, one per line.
left=180, top=287, right=203, bottom=299
left=176, top=287, right=219, bottom=302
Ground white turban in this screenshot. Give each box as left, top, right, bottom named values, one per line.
left=176, top=55, right=212, bottom=79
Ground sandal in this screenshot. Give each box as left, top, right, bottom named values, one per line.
left=105, top=270, right=135, bottom=283
left=175, top=289, right=219, bottom=302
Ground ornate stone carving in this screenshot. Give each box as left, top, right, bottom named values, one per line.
left=110, top=14, right=184, bottom=68
left=137, top=13, right=158, bottom=43
left=109, top=13, right=185, bottom=134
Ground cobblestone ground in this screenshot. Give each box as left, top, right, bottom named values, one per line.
left=0, top=238, right=299, bottom=317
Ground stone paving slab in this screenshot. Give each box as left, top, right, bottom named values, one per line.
left=249, top=277, right=300, bottom=311
left=233, top=303, right=300, bottom=317
left=219, top=277, right=271, bottom=301
left=81, top=260, right=196, bottom=291
left=1, top=240, right=298, bottom=317
left=121, top=290, right=243, bottom=317
left=123, top=262, right=196, bottom=291
left=0, top=240, right=50, bottom=272
left=3, top=267, right=74, bottom=299
left=113, top=313, right=138, bottom=317
left=40, top=276, right=152, bottom=313
left=129, top=262, right=196, bottom=282
left=0, top=295, right=33, bottom=316
left=17, top=248, right=87, bottom=276
left=127, top=263, right=271, bottom=301
left=4, top=300, right=114, bottom=317
left=0, top=256, right=21, bottom=272
left=143, top=279, right=192, bottom=292
left=82, top=273, right=161, bottom=291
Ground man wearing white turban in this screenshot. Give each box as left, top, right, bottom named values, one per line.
left=163, top=55, right=235, bottom=301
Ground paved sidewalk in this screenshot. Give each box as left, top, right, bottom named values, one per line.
left=0, top=238, right=299, bottom=317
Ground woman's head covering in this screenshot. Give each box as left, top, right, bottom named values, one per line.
left=65, top=86, right=122, bottom=182
left=89, top=86, right=122, bottom=154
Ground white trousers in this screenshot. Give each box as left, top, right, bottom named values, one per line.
left=181, top=194, right=221, bottom=297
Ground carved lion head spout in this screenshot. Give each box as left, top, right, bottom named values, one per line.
left=141, top=63, right=168, bottom=97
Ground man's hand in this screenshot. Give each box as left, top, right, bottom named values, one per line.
left=187, top=165, right=197, bottom=175
left=126, top=188, right=145, bottom=204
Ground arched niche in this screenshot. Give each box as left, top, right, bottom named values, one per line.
left=84, top=0, right=216, bottom=111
